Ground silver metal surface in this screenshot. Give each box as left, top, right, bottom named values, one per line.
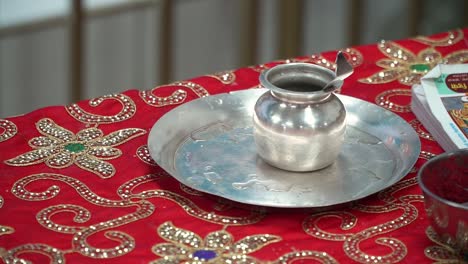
left=322, top=51, right=354, bottom=93
left=254, top=63, right=346, bottom=171
left=148, top=89, right=421, bottom=208
left=417, top=149, right=468, bottom=254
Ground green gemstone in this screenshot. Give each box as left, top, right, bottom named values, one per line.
left=410, top=64, right=430, bottom=72
left=64, top=143, right=85, bottom=153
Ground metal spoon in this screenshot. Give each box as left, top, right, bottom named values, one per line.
left=323, top=51, right=354, bottom=93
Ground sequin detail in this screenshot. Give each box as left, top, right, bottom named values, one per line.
left=1, top=244, right=65, bottom=264
left=375, top=89, right=412, bottom=112
left=414, top=29, right=464, bottom=46
left=424, top=226, right=466, bottom=262
left=420, top=150, right=437, bottom=160
left=151, top=221, right=280, bottom=263
left=206, top=70, right=236, bottom=84
left=303, top=178, right=420, bottom=263
left=0, top=119, right=17, bottom=142
left=140, top=81, right=209, bottom=107
left=136, top=145, right=157, bottom=166
left=66, top=94, right=136, bottom=124
left=117, top=174, right=265, bottom=225
left=274, top=251, right=339, bottom=264
left=409, top=119, right=434, bottom=140
left=5, top=118, right=146, bottom=178
left=359, top=41, right=468, bottom=86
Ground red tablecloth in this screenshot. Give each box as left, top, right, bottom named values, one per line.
left=1, top=28, right=468, bottom=264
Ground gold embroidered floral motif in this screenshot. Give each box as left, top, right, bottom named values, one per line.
left=151, top=221, right=281, bottom=263
left=66, top=94, right=136, bottom=124
left=375, top=88, right=412, bottom=112
left=5, top=118, right=146, bottom=178
left=140, top=81, right=210, bottom=107
left=0, top=119, right=17, bottom=142
left=206, top=70, right=236, bottom=84
left=136, top=145, right=157, bottom=166
left=409, top=119, right=435, bottom=141
left=117, top=174, right=265, bottom=225
left=414, top=29, right=464, bottom=47
left=1, top=244, right=65, bottom=264
left=424, top=226, right=466, bottom=263
left=359, top=41, right=468, bottom=86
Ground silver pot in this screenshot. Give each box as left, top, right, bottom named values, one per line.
left=253, top=63, right=346, bottom=171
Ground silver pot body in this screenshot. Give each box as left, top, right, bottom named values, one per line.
left=253, top=63, right=346, bottom=171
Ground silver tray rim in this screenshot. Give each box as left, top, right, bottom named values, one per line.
left=148, top=88, right=421, bottom=208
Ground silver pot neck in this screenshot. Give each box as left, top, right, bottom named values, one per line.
left=260, top=63, right=339, bottom=103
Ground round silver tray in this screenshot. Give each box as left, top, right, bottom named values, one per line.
left=148, top=89, right=421, bottom=208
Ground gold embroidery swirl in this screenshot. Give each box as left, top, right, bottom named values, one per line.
left=118, top=174, right=265, bottom=225
left=0, top=194, right=3, bottom=208
left=414, top=29, right=464, bottom=46
left=0, top=119, right=17, bottom=142
left=303, top=177, right=422, bottom=263
left=37, top=204, right=91, bottom=234
left=1, top=244, right=65, bottom=264
left=140, top=81, right=209, bottom=107
left=12, top=173, right=131, bottom=206
left=274, top=251, right=339, bottom=264
left=375, top=89, right=412, bottom=113
left=72, top=200, right=153, bottom=259
left=409, top=119, right=434, bottom=141
left=136, top=145, right=157, bottom=166
left=205, top=70, right=236, bottom=84
left=66, top=94, right=136, bottom=124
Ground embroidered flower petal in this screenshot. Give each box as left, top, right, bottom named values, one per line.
left=443, top=50, right=468, bottom=64
left=92, top=128, right=146, bottom=147
left=36, top=118, right=75, bottom=142
left=87, top=147, right=121, bottom=160
left=45, top=151, right=73, bottom=168
left=76, top=127, right=104, bottom=141
left=399, top=71, right=422, bottom=86
left=358, top=68, right=405, bottom=84
left=223, top=255, right=259, bottom=263
left=376, top=59, right=405, bottom=69
left=75, top=155, right=115, bottom=178
left=158, top=221, right=203, bottom=248
left=152, top=242, right=189, bottom=257
left=417, top=48, right=442, bottom=64
left=378, top=41, right=417, bottom=63
left=149, top=258, right=180, bottom=264
left=204, top=230, right=234, bottom=250
left=232, top=234, right=281, bottom=254
left=29, top=136, right=58, bottom=148
left=5, top=148, right=60, bottom=166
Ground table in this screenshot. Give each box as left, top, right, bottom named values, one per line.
left=1, top=28, right=467, bottom=264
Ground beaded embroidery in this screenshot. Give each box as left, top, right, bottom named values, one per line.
left=140, top=81, right=210, bottom=107
left=424, top=226, right=466, bottom=263
left=151, top=221, right=281, bottom=263
left=414, top=29, right=464, bottom=47
left=409, top=119, right=434, bottom=141
left=66, top=94, right=136, bottom=124
left=5, top=118, right=146, bottom=178
left=375, top=89, right=412, bottom=112
left=0, top=119, right=17, bottom=142
left=359, top=41, right=468, bottom=86
left=206, top=70, right=236, bottom=84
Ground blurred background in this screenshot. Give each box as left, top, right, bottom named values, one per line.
left=0, top=0, right=466, bottom=117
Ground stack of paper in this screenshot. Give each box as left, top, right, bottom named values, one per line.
left=410, top=64, right=468, bottom=151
